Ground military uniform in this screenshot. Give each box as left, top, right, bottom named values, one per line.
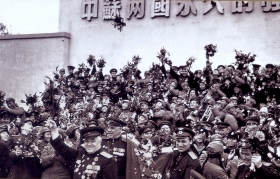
left=163, top=149, right=202, bottom=179
left=102, top=136, right=127, bottom=179
left=235, top=164, right=279, bottom=179
left=51, top=136, right=117, bottom=179
left=161, top=127, right=202, bottom=179
left=0, top=141, right=10, bottom=178
left=8, top=134, right=43, bottom=178
left=102, top=117, right=128, bottom=179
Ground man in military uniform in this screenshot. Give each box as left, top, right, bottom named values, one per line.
left=1, top=97, right=26, bottom=121
left=49, top=120, right=118, bottom=179
left=110, top=68, right=118, bottom=81
left=235, top=138, right=279, bottom=179
left=159, top=127, right=202, bottom=179
left=102, top=117, right=127, bottom=179
left=8, top=118, right=43, bottom=178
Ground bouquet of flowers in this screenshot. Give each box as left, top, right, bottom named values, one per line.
left=157, top=47, right=172, bottom=66
left=234, top=50, right=256, bottom=65
left=87, top=55, right=96, bottom=67
left=204, top=44, right=217, bottom=57
left=186, top=57, right=196, bottom=68
left=132, top=55, right=141, bottom=65
left=96, top=56, right=106, bottom=69
left=78, top=63, right=86, bottom=72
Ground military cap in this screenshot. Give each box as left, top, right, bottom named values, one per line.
left=140, top=100, right=149, bottom=106
left=158, top=121, right=172, bottom=129
left=86, top=119, right=98, bottom=127
left=199, top=78, right=206, bottom=84
left=139, top=125, right=153, bottom=135
left=39, top=127, right=51, bottom=138
left=189, top=97, right=200, bottom=103
left=110, top=68, right=118, bottom=73
left=194, top=70, right=202, bottom=74
left=225, top=103, right=237, bottom=111
left=59, top=68, right=65, bottom=72
left=108, top=117, right=127, bottom=127
left=144, top=71, right=150, bottom=76
left=0, top=124, right=8, bottom=133
left=19, top=117, right=33, bottom=127
left=67, top=66, right=75, bottom=70
left=146, top=82, right=153, bottom=87
left=227, top=65, right=235, bottom=70
left=93, top=94, right=101, bottom=99
left=210, top=134, right=223, bottom=142
left=265, top=64, right=274, bottom=69
left=229, top=96, right=238, bottom=102
left=239, top=138, right=252, bottom=149
left=170, top=79, right=178, bottom=86
left=122, top=100, right=131, bottom=104
left=175, top=127, right=195, bottom=138
left=217, top=65, right=225, bottom=69
left=88, top=84, right=95, bottom=89
left=233, top=84, right=241, bottom=88
left=172, top=66, right=179, bottom=71
left=227, top=131, right=241, bottom=141
left=74, top=70, right=81, bottom=75
left=179, top=65, right=187, bottom=69
left=147, top=120, right=158, bottom=130
left=215, top=122, right=230, bottom=129
left=245, top=115, right=259, bottom=124
left=102, top=92, right=110, bottom=97
left=175, top=95, right=184, bottom=100
left=5, top=97, right=15, bottom=103
left=201, top=121, right=214, bottom=129
left=156, top=98, right=165, bottom=105
left=197, top=128, right=209, bottom=138
left=212, top=77, right=220, bottom=83
left=80, top=126, right=104, bottom=139
left=65, top=125, right=79, bottom=136
left=220, top=96, right=229, bottom=103
left=138, top=113, right=148, bottom=121
left=207, top=140, right=224, bottom=155
left=97, top=82, right=104, bottom=87
left=252, top=64, right=261, bottom=69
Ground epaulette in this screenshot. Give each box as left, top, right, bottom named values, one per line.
left=262, top=161, right=272, bottom=167
left=121, top=136, right=127, bottom=142
left=101, top=135, right=109, bottom=140
left=188, top=151, right=198, bottom=160
left=100, top=151, right=113, bottom=159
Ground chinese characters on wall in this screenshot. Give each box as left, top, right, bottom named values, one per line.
left=81, top=0, right=280, bottom=21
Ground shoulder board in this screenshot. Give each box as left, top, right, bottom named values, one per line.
left=262, top=161, right=272, bottom=167
left=100, top=151, right=113, bottom=159
left=101, top=136, right=109, bottom=140
left=188, top=151, right=198, bottom=160
left=121, top=136, right=127, bottom=142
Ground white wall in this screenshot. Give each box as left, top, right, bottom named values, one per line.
left=59, top=0, right=280, bottom=75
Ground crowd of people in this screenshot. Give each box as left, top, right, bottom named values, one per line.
left=1, top=46, right=280, bottom=179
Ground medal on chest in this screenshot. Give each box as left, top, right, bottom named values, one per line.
left=75, top=155, right=101, bottom=179
left=113, top=147, right=125, bottom=156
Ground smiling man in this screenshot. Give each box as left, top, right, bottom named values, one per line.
left=8, top=118, right=43, bottom=178
left=162, top=127, right=202, bottom=179
left=102, top=117, right=127, bottom=179
left=49, top=120, right=117, bottom=179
